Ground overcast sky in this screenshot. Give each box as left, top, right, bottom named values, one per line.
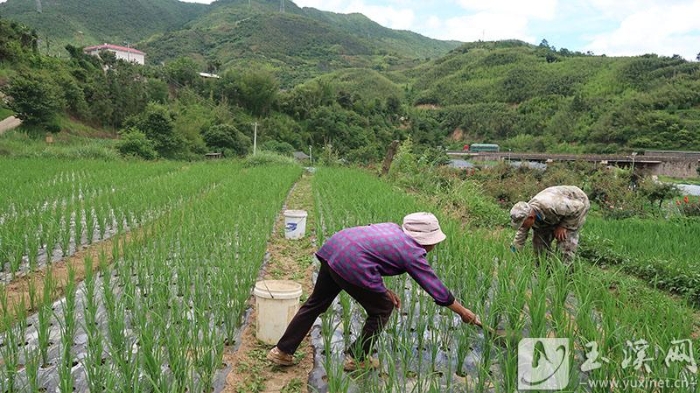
left=178, top=0, right=700, bottom=60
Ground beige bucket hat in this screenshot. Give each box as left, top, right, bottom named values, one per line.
left=402, top=212, right=447, bottom=245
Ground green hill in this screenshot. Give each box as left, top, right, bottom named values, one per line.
left=139, top=0, right=460, bottom=87
left=403, top=41, right=700, bottom=152
left=0, top=0, right=208, bottom=54
left=1, top=6, right=699, bottom=158
left=0, top=0, right=461, bottom=88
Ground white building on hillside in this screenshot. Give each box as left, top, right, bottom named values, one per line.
left=83, top=43, right=146, bottom=65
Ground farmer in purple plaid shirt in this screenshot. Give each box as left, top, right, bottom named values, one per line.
left=267, top=212, right=482, bottom=371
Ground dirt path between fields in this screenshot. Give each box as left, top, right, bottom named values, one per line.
left=0, top=116, right=21, bottom=135
left=221, top=171, right=317, bottom=393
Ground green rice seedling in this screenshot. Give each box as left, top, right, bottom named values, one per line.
left=60, top=206, right=71, bottom=257
left=475, top=332, right=495, bottom=393
left=27, top=279, right=37, bottom=311
left=320, top=312, right=352, bottom=392
left=81, top=256, right=106, bottom=392
left=99, top=205, right=110, bottom=241
left=46, top=206, right=62, bottom=261
left=27, top=230, right=40, bottom=272
left=23, top=347, right=41, bottom=392
left=454, top=326, right=471, bottom=378
left=165, top=322, right=191, bottom=391
left=324, top=358, right=352, bottom=393
left=527, top=263, right=549, bottom=337
left=85, top=205, right=96, bottom=245
left=57, top=337, right=74, bottom=393
left=0, top=294, right=27, bottom=393
left=116, top=209, right=127, bottom=235
left=339, top=292, right=352, bottom=342
left=195, top=315, right=224, bottom=392
left=102, top=270, right=138, bottom=388
left=56, top=265, right=78, bottom=393
left=548, top=260, right=574, bottom=336
left=7, top=234, right=23, bottom=276
left=75, top=203, right=84, bottom=250
left=37, top=271, right=56, bottom=367
left=136, top=311, right=166, bottom=391
left=375, top=340, right=399, bottom=391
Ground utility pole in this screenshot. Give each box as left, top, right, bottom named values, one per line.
left=124, top=41, right=131, bottom=63
left=280, top=0, right=285, bottom=12
left=252, top=122, right=258, bottom=155
left=309, top=145, right=312, bottom=164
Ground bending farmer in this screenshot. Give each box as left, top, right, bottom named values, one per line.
left=510, top=185, right=590, bottom=263
left=267, top=212, right=482, bottom=371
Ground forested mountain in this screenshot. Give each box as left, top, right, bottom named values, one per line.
left=0, top=0, right=460, bottom=88
left=1, top=3, right=699, bottom=162
left=0, top=0, right=209, bottom=54
left=401, top=41, right=700, bottom=152
left=140, top=1, right=459, bottom=87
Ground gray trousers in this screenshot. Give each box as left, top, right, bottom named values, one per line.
left=532, top=226, right=580, bottom=264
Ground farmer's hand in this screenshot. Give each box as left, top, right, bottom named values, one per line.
left=387, top=289, right=401, bottom=309
left=554, top=226, right=568, bottom=241
left=461, top=309, right=482, bottom=327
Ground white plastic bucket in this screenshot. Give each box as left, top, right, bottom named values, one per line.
left=283, top=210, right=308, bottom=240
left=254, top=280, right=303, bottom=345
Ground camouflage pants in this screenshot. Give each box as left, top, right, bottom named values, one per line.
left=532, top=226, right=580, bottom=264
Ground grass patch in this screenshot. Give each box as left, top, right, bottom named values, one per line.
left=0, top=107, right=13, bottom=119
left=0, top=130, right=121, bottom=160
left=658, top=175, right=700, bottom=185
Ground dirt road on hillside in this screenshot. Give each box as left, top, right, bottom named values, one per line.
left=0, top=116, right=21, bottom=134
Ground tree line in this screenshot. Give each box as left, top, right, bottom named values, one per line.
left=2, top=17, right=700, bottom=162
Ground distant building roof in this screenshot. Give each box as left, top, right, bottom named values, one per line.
left=199, top=72, right=221, bottom=79
left=293, top=151, right=310, bottom=160
left=83, top=43, right=145, bottom=55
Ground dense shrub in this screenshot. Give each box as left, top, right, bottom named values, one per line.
left=386, top=139, right=504, bottom=227
left=261, top=140, right=295, bottom=156
left=117, top=129, right=158, bottom=160
left=243, top=151, right=298, bottom=167
left=202, top=124, right=252, bottom=157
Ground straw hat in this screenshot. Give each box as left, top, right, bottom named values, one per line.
left=510, top=201, right=531, bottom=229
left=402, top=212, right=446, bottom=246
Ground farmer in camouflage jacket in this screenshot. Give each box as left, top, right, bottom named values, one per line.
left=509, top=185, right=590, bottom=263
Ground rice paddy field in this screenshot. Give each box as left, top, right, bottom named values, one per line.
left=0, top=157, right=698, bottom=392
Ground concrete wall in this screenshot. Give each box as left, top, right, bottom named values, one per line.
left=86, top=48, right=145, bottom=65
left=650, top=159, right=699, bottom=178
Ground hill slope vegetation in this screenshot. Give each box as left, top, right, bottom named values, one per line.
left=1, top=9, right=699, bottom=161
left=403, top=41, right=700, bottom=152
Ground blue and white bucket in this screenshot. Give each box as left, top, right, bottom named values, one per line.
left=284, top=209, right=308, bottom=240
